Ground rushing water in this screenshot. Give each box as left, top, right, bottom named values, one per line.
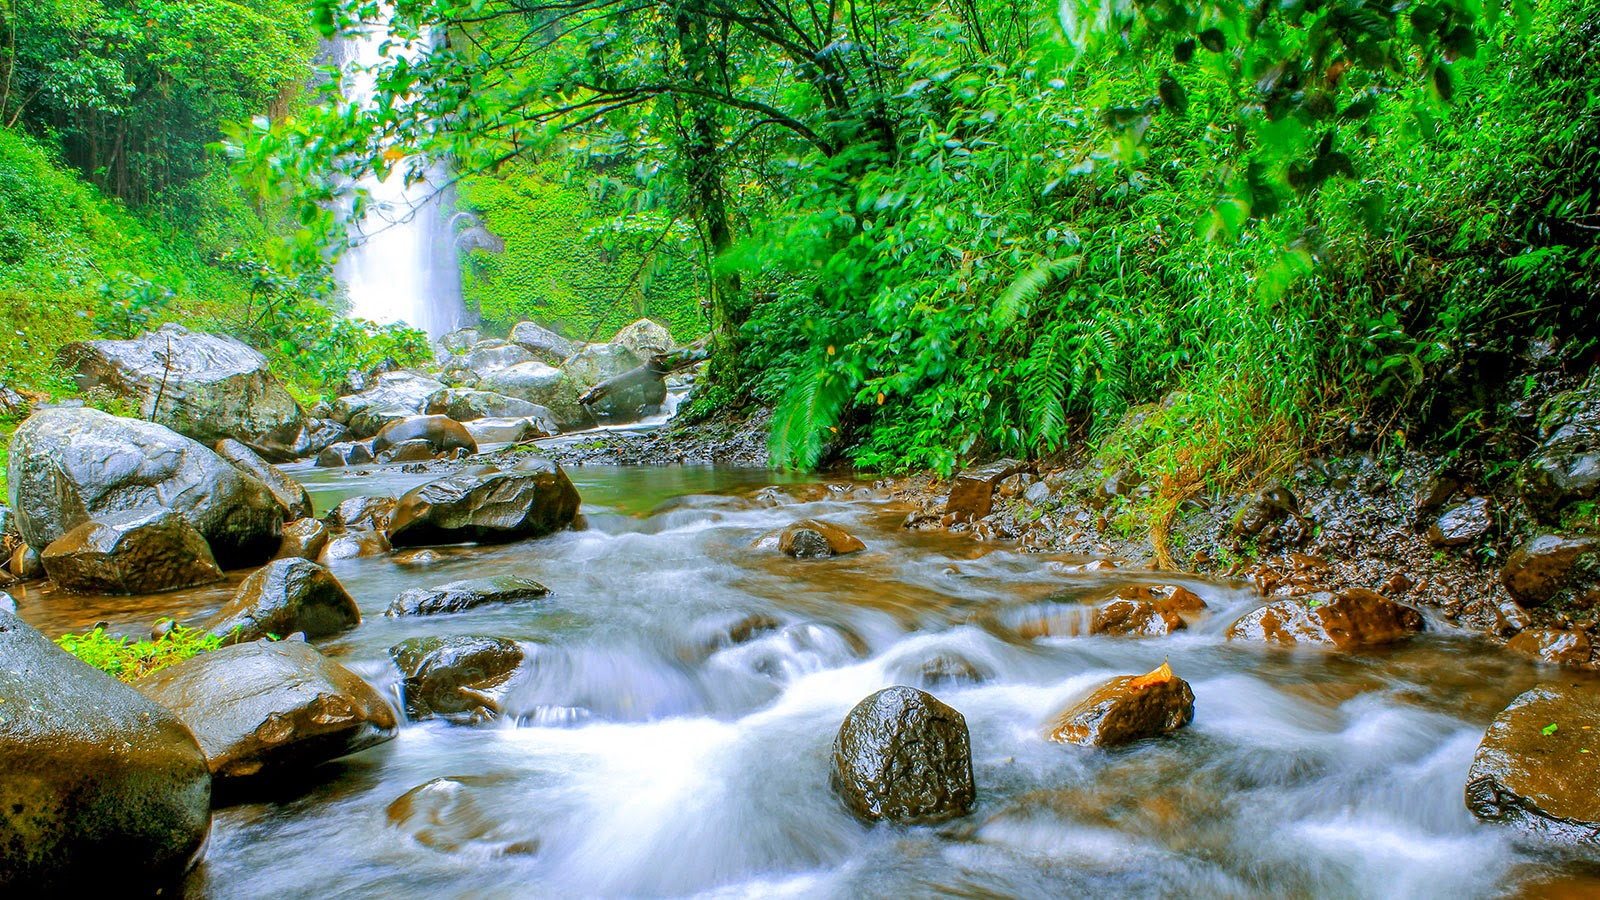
left=18, top=462, right=1600, bottom=898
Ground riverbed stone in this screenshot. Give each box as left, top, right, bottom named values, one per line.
left=945, top=459, right=1024, bottom=523
left=508, top=321, right=577, bottom=365
left=387, top=460, right=581, bottom=547
left=1520, top=376, right=1600, bottom=523
left=315, top=440, right=376, bottom=468
left=563, top=342, right=641, bottom=389
left=319, top=529, right=392, bottom=562
left=1090, top=598, right=1186, bottom=637
left=387, top=575, right=550, bottom=617
left=379, top=438, right=437, bottom=463
left=205, top=558, right=360, bottom=644
left=425, top=387, right=549, bottom=422
left=442, top=342, right=535, bottom=386
left=8, top=407, right=283, bottom=566
left=464, top=415, right=556, bottom=445
left=0, top=608, right=211, bottom=892
left=325, top=496, right=397, bottom=531
left=215, top=438, right=313, bottom=521
left=1109, top=583, right=1208, bottom=614
left=1506, top=628, right=1593, bottom=667
left=479, top=362, right=594, bottom=431
left=275, top=518, right=331, bottom=561
left=761, top=519, right=867, bottom=558
left=57, top=324, right=306, bottom=459
left=332, top=371, right=447, bottom=438
left=1045, top=661, right=1195, bottom=747
left=372, top=414, right=478, bottom=456
left=42, top=509, right=223, bottom=595
left=1466, top=681, right=1600, bottom=842
left=387, top=775, right=536, bottom=855
left=435, top=327, right=482, bottom=360
left=1501, top=534, right=1600, bottom=606
left=1428, top=497, right=1493, bottom=548
left=1225, top=588, right=1425, bottom=650
left=9, top=544, right=43, bottom=581
left=389, top=635, right=526, bottom=721
left=612, top=318, right=675, bottom=358
left=135, top=639, right=396, bottom=791
left=831, top=685, right=976, bottom=825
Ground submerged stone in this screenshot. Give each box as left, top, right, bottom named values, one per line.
left=831, top=685, right=975, bottom=825
left=1225, top=589, right=1424, bottom=650
left=386, top=574, right=550, bottom=617
left=1045, top=661, right=1195, bottom=748
left=1466, top=682, right=1600, bottom=842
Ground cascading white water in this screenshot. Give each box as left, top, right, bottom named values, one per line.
left=335, top=20, right=465, bottom=338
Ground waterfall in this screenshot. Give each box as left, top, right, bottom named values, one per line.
left=334, top=20, right=465, bottom=339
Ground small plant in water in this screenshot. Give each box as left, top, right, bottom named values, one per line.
left=1543, top=723, right=1560, bottom=737
left=55, top=622, right=226, bottom=682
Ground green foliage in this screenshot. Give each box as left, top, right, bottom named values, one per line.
left=91, top=273, right=175, bottom=339
left=55, top=623, right=224, bottom=682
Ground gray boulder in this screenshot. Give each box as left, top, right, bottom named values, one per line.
left=275, top=518, right=330, bottom=561
left=386, top=574, right=549, bottom=617
left=0, top=608, right=211, bottom=892
left=204, top=558, right=360, bottom=644
left=434, top=327, right=482, bottom=361
left=8, top=408, right=283, bottom=566
left=315, top=440, right=376, bottom=468
left=331, top=371, right=447, bottom=438
left=612, top=318, right=675, bottom=358
left=136, top=639, right=396, bottom=791
left=508, top=321, right=577, bottom=365
left=424, top=387, right=548, bottom=422
left=215, top=438, right=313, bottom=521
left=464, top=416, right=556, bottom=445
left=42, top=509, right=223, bottom=595
left=1521, top=376, right=1600, bottom=523
left=442, top=341, right=535, bottom=386
left=386, top=459, right=581, bottom=547
left=56, top=324, right=306, bottom=459
left=563, top=342, right=641, bottom=390
left=371, top=415, right=477, bottom=456
left=479, top=362, right=594, bottom=432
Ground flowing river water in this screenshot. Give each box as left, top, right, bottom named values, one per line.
left=17, top=459, right=1600, bottom=898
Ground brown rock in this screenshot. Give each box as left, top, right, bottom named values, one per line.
left=379, top=438, right=437, bottom=463
left=387, top=776, right=536, bottom=856
left=9, top=543, right=43, bottom=581
left=371, top=414, right=478, bottom=456
left=389, top=636, right=526, bottom=721
left=1466, top=682, right=1600, bottom=842
left=205, top=557, right=360, bottom=644
left=1502, top=534, right=1600, bottom=606
left=1507, top=628, right=1593, bottom=667
left=386, top=575, right=549, bottom=617
left=1090, top=599, right=1186, bottom=637
left=324, top=495, right=396, bottom=531
left=758, top=519, right=867, bottom=558
left=387, top=460, right=580, bottom=548
left=215, top=438, right=313, bottom=520
left=319, top=529, right=392, bottom=562
left=275, top=518, right=331, bottom=561
left=1490, top=599, right=1534, bottom=638
left=1045, top=661, right=1195, bottom=747
left=1225, top=589, right=1425, bottom=650
left=831, top=686, right=975, bottom=824
left=944, top=459, right=1024, bottom=523
left=1427, top=497, right=1493, bottom=548
left=41, top=510, right=223, bottom=595
left=315, top=440, right=375, bottom=468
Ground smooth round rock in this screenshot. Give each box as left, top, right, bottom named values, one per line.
left=1225, top=589, right=1424, bottom=650
left=389, top=636, right=526, bottom=721
left=1045, top=662, right=1195, bottom=747
left=41, top=509, right=223, bottom=595
left=1466, top=682, right=1600, bottom=842
left=275, top=518, right=331, bottom=561
left=386, top=575, right=550, bottom=617
left=831, top=685, right=975, bottom=825
left=386, top=460, right=580, bottom=548
left=215, top=438, right=313, bottom=520
left=372, top=415, right=477, bottom=456
left=204, top=558, right=360, bottom=644
left=1502, top=534, right=1600, bottom=606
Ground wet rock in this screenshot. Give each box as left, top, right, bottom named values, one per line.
left=386, top=574, right=550, bottom=617
left=1490, top=599, right=1534, bottom=638
left=1502, top=534, right=1600, bottom=606
left=315, top=440, right=376, bottom=468
left=205, top=558, right=360, bottom=644
left=479, top=362, right=594, bottom=432
left=1428, top=497, right=1493, bottom=548
left=1108, top=583, right=1208, bottom=614
left=379, top=438, right=436, bottom=463
left=914, top=652, right=990, bottom=688
left=831, top=686, right=975, bottom=825
left=135, top=639, right=396, bottom=790
left=389, top=636, right=526, bottom=721
left=1466, top=682, right=1600, bottom=841
left=57, top=324, right=305, bottom=459
left=1090, top=598, right=1186, bottom=637
left=299, top=417, right=351, bottom=456
left=8, top=407, right=283, bottom=566
left=1045, top=661, right=1195, bottom=747
left=1506, top=628, right=1593, bottom=667
left=0, top=589, right=14, bottom=612
left=319, top=529, right=392, bottom=562
left=215, top=438, right=313, bottom=520
left=325, top=496, right=397, bottom=531
left=1225, top=589, right=1425, bottom=650
left=387, top=460, right=581, bottom=547
left=1520, top=376, right=1600, bottom=523
left=442, top=342, right=535, bottom=386
left=562, top=342, right=641, bottom=390
left=611, top=318, right=676, bottom=359
left=387, top=776, right=536, bottom=855
left=372, top=414, right=478, bottom=456
left=1232, top=485, right=1301, bottom=539
left=331, top=371, right=447, bottom=437
left=758, top=519, right=867, bottom=558
left=682, top=612, right=783, bottom=660
left=10, top=543, right=43, bottom=581
left=424, top=387, right=550, bottom=423
left=1022, top=480, right=1053, bottom=506
left=508, top=321, right=578, bottom=365
left=944, top=459, right=1024, bottom=523
left=0, top=608, right=211, bottom=892
left=42, top=509, right=223, bottom=595
left=435, top=327, right=482, bottom=360
left=464, top=415, right=556, bottom=445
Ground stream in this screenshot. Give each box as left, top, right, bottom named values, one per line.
left=17, top=460, right=1600, bottom=898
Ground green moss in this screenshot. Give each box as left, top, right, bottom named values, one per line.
left=458, top=158, right=709, bottom=343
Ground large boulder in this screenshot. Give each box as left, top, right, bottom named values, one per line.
left=389, top=635, right=526, bottom=722
left=204, top=558, right=360, bottom=644
left=1506, top=628, right=1593, bottom=667
left=1045, top=661, right=1195, bottom=747
left=424, top=387, right=549, bottom=422
left=831, top=685, right=975, bottom=825
left=386, top=460, right=581, bottom=547
left=1466, top=682, right=1600, bottom=842
left=324, top=496, right=396, bottom=531
left=331, top=371, right=447, bottom=438
left=8, top=408, right=283, bottom=566
left=215, top=438, right=313, bottom=521
left=42, top=509, right=223, bottom=595
left=442, top=341, right=535, bottom=386
left=386, top=574, right=550, bottom=617
left=1089, top=598, right=1185, bottom=637
left=562, top=342, right=641, bottom=390
left=479, top=362, right=594, bottom=432
left=611, top=318, right=675, bottom=358
left=1520, top=376, right=1600, bottom=523
left=0, top=608, right=211, bottom=892
left=508, top=321, right=577, bottom=365
left=1501, top=534, right=1600, bottom=606
left=135, top=639, right=397, bottom=791
left=275, top=518, right=330, bottom=562
left=1225, top=589, right=1425, bottom=650
left=463, top=416, right=556, bottom=445
left=56, top=324, right=305, bottom=459
left=434, top=327, right=482, bottom=361
left=372, top=415, right=477, bottom=456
